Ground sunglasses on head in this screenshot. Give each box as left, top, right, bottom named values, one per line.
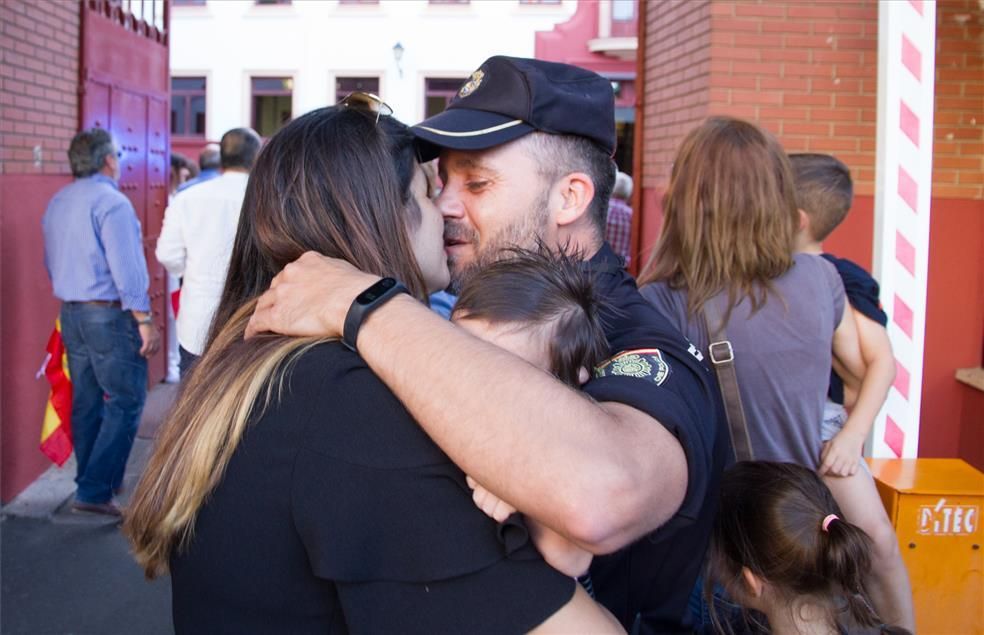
left=338, top=91, right=394, bottom=124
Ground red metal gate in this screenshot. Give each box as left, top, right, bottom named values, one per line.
left=80, top=0, right=170, bottom=384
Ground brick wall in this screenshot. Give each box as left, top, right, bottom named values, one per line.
left=706, top=0, right=879, bottom=194
left=0, top=1, right=79, bottom=176
left=639, top=0, right=711, bottom=193
left=933, top=0, right=983, bottom=200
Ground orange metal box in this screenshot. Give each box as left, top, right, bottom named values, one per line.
left=868, top=458, right=984, bottom=634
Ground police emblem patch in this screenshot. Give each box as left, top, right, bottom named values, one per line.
left=458, top=70, right=485, bottom=98
left=594, top=348, right=671, bottom=386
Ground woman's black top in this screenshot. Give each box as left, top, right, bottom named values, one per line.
left=169, top=342, right=574, bottom=634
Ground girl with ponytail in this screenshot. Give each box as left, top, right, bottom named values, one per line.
left=707, top=461, right=910, bottom=635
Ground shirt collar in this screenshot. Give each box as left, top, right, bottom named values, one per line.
left=582, top=241, right=624, bottom=275
left=87, top=173, right=119, bottom=190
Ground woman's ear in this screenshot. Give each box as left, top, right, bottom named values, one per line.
left=577, top=366, right=590, bottom=386
left=554, top=172, right=595, bottom=227
left=741, top=566, right=764, bottom=599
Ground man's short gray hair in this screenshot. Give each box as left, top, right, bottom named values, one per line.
left=199, top=143, right=221, bottom=170
left=68, top=128, right=115, bottom=178
left=613, top=171, right=633, bottom=201
left=521, top=132, right=616, bottom=238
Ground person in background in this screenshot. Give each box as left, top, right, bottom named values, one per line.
left=790, top=152, right=914, bottom=631
left=169, top=153, right=193, bottom=198
left=639, top=116, right=865, bottom=471
left=164, top=144, right=224, bottom=380
left=42, top=128, right=160, bottom=517
left=707, top=461, right=910, bottom=635
left=156, top=128, right=261, bottom=376
left=637, top=117, right=868, bottom=630
left=177, top=143, right=221, bottom=193
left=165, top=152, right=195, bottom=380
left=605, top=171, right=633, bottom=266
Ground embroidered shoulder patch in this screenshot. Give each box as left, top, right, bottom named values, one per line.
left=594, top=348, right=671, bottom=386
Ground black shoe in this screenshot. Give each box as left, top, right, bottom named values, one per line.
left=71, top=500, right=123, bottom=517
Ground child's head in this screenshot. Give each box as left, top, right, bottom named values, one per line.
left=451, top=247, right=609, bottom=387
left=708, top=461, right=882, bottom=633
left=789, top=153, right=854, bottom=243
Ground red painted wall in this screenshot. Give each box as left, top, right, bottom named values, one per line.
left=535, top=1, right=637, bottom=77
left=0, top=0, right=81, bottom=503
left=0, top=175, right=72, bottom=502
left=824, top=195, right=875, bottom=272
left=829, top=195, right=984, bottom=472
left=918, top=197, right=984, bottom=470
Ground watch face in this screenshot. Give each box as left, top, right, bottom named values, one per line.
left=358, top=278, right=396, bottom=305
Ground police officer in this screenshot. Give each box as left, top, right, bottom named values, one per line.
left=248, top=56, right=730, bottom=634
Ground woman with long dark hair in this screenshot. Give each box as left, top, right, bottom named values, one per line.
left=124, top=101, right=620, bottom=634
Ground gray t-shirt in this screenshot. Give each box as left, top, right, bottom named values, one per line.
left=640, top=253, right=845, bottom=469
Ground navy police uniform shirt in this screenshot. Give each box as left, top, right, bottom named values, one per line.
left=822, top=253, right=888, bottom=405
left=581, top=243, right=730, bottom=635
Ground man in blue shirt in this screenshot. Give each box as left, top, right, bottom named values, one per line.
left=42, top=128, right=160, bottom=518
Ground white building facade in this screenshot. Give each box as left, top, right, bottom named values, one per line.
left=169, top=0, right=577, bottom=149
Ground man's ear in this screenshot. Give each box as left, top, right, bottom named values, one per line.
left=740, top=566, right=764, bottom=599
left=554, top=172, right=595, bottom=227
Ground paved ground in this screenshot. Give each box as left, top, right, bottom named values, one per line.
left=2, top=382, right=178, bottom=635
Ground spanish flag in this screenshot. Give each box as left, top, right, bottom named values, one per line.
left=40, top=320, right=73, bottom=466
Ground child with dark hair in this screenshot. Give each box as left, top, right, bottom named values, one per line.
left=452, top=247, right=610, bottom=576
left=708, top=461, right=911, bottom=635
left=790, top=153, right=914, bottom=630
left=452, top=246, right=609, bottom=388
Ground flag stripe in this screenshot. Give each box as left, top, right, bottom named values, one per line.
left=39, top=320, right=73, bottom=466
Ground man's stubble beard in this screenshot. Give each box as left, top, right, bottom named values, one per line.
left=447, top=187, right=551, bottom=293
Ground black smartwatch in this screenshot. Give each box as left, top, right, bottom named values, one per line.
left=342, top=277, right=409, bottom=352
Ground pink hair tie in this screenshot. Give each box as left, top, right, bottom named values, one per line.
left=821, top=514, right=839, bottom=532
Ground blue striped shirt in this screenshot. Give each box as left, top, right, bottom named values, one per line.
left=42, top=174, right=151, bottom=311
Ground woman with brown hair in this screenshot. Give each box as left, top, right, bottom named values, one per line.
left=124, top=102, right=621, bottom=634
left=638, top=116, right=863, bottom=472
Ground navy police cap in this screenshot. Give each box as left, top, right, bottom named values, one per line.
left=412, top=56, right=616, bottom=160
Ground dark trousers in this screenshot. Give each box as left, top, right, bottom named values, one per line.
left=59, top=303, right=147, bottom=504
left=178, top=345, right=199, bottom=378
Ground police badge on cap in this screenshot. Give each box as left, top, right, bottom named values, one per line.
left=458, top=70, right=485, bottom=98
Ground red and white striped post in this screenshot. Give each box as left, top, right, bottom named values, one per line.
left=871, top=0, right=936, bottom=458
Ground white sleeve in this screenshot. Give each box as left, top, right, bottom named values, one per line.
left=155, top=198, right=187, bottom=277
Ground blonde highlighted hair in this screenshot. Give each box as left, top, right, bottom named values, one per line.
left=124, top=303, right=323, bottom=576
left=124, top=106, right=430, bottom=578
left=638, top=117, right=798, bottom=320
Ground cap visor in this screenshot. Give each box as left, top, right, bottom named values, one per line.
left=412, top=108, right=534, bottom=160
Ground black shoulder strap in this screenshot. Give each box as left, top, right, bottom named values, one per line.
left=702, top=299, right=754, bottom=462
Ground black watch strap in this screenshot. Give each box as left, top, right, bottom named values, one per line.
left=342, top=277, right=409, bottom=352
